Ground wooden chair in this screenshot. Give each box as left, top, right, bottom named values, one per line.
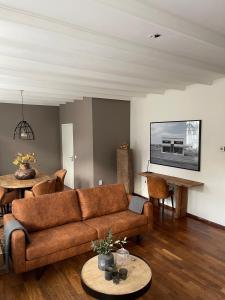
left=0, top=186, right=18, bottom=214
left=54, top=169, right=67, bottom=192
left=147, top=176, right=174, bottom=215
left=24, top=179, right=56, bottom=198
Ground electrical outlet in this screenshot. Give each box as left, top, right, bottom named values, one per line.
left=98, top=179, right=103, bottom=186
left=220, top=146, right=225, bottom=152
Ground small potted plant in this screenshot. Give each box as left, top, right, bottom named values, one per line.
left=13, top=153, right=37, bottom=180
left=92, top=230, right=128, bottom=271
left=92, top=230, right=114, bottom=271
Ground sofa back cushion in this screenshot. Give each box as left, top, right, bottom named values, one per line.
left=12, top=190, right=81, bottom=232
left=77, top=184, right=128, bottom=220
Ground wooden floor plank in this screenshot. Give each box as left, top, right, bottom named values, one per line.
left=0, top=207, right=225, bottom=300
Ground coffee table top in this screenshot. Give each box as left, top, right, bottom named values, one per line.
left=81, top=254, right=152, bottom=299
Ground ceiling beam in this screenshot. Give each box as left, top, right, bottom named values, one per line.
left=0, top=88, right=84, bottom=100
left=0, top=76, right=158, bottom=98
left=0, top=4, right=225, bottom=76
left=0, top=71, right=165, bottom=95
left=0, top=89, right=132, bottom=104
left=98, top=0, right=225, bottom=49
left=0, top=62, right=188, bottom=92
left=0, top=95, right=70, bottom=106
left=0, top=37, right=217, bottom=86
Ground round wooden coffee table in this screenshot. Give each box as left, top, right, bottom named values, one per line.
left=81, top=254, right=152, bottom=300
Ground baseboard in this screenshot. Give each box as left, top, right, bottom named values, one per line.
left=186, top=213, right=225, bottom=230
left=132, top=192, right=225, bottom=230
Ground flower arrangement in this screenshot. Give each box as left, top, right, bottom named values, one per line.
left=13, top=152, right=36, bottom=169
left=91, top=230, right=127, bottom=255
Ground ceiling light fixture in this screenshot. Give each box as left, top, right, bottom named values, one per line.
left=13, top=90, right=35, bottom=140
left=148, top=33, right=162, bottom=39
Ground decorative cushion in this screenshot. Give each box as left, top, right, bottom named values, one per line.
left=77, top=184, right=129, bottom=220
left=12, top=190, right=81, bottom=232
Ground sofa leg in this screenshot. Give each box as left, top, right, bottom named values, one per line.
left=135, top=235, right=143, bottom=244
left=35, top=266, right=47, bottom=280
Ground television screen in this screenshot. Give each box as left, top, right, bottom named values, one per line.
left=150, top=120, right=201, bottom=171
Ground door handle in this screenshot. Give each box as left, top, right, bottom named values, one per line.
left=68, top=156, right=74, bottom=161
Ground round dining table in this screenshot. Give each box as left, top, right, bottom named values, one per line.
left=0, top=173, right=55, bottom=198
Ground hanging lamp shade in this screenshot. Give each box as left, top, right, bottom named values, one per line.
left=13, top=90, right=35, bottom=140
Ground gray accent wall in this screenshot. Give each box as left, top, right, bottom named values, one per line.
left=59, top=98, right=130, bottom=188
left=92, top=98, right=130, bottom=186
left=0, top=103, right=60, bottom=175
left=0, top=98, right=130, bottom=186
left=59, top=99, right=94, bottom=188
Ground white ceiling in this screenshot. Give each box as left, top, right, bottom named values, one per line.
left=0, top=0, right=225, bottom=105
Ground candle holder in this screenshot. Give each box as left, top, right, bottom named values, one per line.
left=119, top=268, right=128, bottom=280
left=105, top=267, right=113, bottom=281
left=116, top=248, right=129, bottom=267
left=112, top=272, right=120, bottom=284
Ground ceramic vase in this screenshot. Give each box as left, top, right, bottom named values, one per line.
left=15, top=163, right=36, bottom=180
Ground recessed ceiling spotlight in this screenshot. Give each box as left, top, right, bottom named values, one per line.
left=148, top=33, right=162, bottom=39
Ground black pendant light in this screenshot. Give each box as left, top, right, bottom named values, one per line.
left=13, top=90, right=35, bottom=140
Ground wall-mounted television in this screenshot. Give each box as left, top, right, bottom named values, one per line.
left=150, top=120, right=201, bottom=171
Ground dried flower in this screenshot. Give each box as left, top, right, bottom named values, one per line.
left=114, top=237, right=127, bottom=248
left=12, top=153, right=37, bottom=167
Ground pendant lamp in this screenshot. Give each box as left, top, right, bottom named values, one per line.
left=13, top=90, right=35, bottom=140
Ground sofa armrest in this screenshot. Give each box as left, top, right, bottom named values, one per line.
left=3, top=214, right=26, bottom=273
left=127, top=194, right=132, bottom=204
left=127, top=194, right=153, bottom=229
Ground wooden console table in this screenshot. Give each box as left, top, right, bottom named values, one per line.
left=139, top=172, right=204, bottom=219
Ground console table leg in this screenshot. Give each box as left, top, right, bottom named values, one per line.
left=175, top=186, right=188, bottom=219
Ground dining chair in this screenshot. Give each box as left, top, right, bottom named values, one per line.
left=24, top=179, right=56, bottom=198
left=0, top=186, right=18, bottom=214
left=54, top=169, right=67, bottom=192
left=147, top=176, right=174, bottom=215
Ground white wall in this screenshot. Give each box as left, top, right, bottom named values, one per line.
left=131, top=78, right=225, bottom=226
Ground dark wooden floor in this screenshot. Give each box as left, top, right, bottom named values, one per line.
left=1, top=208, right=225, bottom=300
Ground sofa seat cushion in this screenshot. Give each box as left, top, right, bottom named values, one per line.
left=13, top=190, right=81, bottom=232
left=26, top=222, right=97, bottom=260
left=84, top=210, right=148, bottom=239
left=77, top=184, right=128, bottom=220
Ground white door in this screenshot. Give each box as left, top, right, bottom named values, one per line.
left=61, top=123, right=74, bottom=188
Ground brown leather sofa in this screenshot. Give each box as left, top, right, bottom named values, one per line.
left=3, top=184, right=153, bottom=274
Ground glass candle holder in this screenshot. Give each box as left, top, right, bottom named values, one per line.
left=116, top=248, right=129, bottom=267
